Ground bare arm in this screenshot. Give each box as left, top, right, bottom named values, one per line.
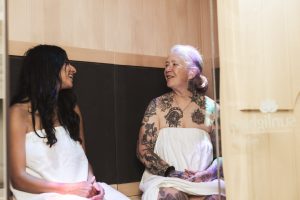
left=74, top=105, right=95, bottom=180
left=9, top=105, right=93, bottom=196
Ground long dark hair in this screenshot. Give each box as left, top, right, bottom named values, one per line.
left=11, top=44, right=81, bottom=147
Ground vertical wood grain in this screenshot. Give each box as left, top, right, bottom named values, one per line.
left=218, top=0, right=300, bottom=199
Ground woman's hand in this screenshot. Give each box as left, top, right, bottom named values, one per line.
left=187, top=170, right=215, bottom=182
left=87, top=176, right=105, bottom=200
left=167, top=170, right=190, bottom=180
left=65, top=181, right=94, bottom=197
left=187, top=157, right=223, bottom=182
left=89, top=183, right=105, bottom=200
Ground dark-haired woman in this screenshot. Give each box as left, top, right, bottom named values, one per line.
left=137, top=45, right=225, bottom=200
left=9, top=44, right=129, bottom=200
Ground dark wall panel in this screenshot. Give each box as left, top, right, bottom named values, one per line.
left=72, top=61, right=117, bottom=184
left=10, top=56, right=23, bottom=99
left=115, top=66, right=170, bottom=183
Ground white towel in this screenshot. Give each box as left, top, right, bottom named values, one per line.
left=140, top=128, right=225, bottom=199
left=11, top=126, right=129, bottom=200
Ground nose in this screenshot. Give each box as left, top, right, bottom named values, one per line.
left=70, top=64, right=77, bottom=73
left=165, top=65, right=172, bottom=73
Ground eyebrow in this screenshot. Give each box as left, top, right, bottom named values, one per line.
left=166, top=60, right=178, bottom=63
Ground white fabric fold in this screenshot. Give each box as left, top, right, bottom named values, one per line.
left=11, top=126, right=129, bottom=200
left=140, top=128, right=225, bottom=199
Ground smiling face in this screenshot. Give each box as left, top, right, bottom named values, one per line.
left=60, top=63, right=76, bottom=89
left=164, top=53, right=194, bottom=91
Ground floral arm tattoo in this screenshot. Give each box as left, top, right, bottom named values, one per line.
left=137, top=99, right=170, bottom=176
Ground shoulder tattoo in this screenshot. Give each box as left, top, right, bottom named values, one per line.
left=143, top=99, right=157, bottom=123
left=157, top=93, right=173, bottom=112
left=191, top=92, right=205, bottom=108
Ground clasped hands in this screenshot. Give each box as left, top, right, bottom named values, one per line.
left=87, top=176, right=105, bottom=200
left=168, top=169, right=216, bottom=183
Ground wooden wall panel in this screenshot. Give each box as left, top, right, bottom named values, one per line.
left=8, top=0, right=219, bottom=98
left=8, top=0, right=215, bottom=57
left=219, top=0, right=299, bottom=110
left=218, top=0, right=300, bottom=199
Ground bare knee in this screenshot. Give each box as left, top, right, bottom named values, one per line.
left=158, top=187, right=189, bottom=200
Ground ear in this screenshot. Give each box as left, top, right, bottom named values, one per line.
left=188, top=67, right=198, bottom=80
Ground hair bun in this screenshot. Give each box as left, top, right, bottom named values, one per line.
left=200, top=75, right=208, bottom=89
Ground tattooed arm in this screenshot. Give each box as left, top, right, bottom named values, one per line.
left=136, top=99, right=170, bottom=176
left=187, top=157, right=223, bottom=183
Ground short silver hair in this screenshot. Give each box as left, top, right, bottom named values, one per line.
left=170, top=44, right=207, bottom=93
left=170, top=44, right=203, bottom=73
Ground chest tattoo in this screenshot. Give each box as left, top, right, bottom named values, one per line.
left=164, top=107, right=183, bottom=127
left=191, top=108, right=205, bottom=124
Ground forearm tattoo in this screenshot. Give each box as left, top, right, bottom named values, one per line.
left=138, top=98, right=169, bottom=176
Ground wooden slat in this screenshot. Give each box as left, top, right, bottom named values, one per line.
left=117, top=182, right=142, bottom=197
left=9, top=40, right=165, bottom=68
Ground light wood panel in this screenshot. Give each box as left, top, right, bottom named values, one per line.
left=219, top=0, right=300, bottom=110
left=218, top=0, right=300, bottom=199
left=8, top=0, right=219, bottom=98
left=8, top=40, right=166, bottom=68
left=117, top=182, right=141, bottom=197
left=0, top=104, right=3, bottom=187
left=8, top=0, right=214, bottom=57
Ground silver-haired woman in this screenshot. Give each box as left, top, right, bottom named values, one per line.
left=137, top=44, right=225, bottom=200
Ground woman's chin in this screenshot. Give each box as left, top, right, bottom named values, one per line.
left=166, top=83, right=173, bottom=89
left=166, top=80, right=175, bottom=88
left=60, top=85, right=73, bottom=90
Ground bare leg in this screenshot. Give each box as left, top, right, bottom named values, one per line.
left=158, top=187, right=189, bottom=200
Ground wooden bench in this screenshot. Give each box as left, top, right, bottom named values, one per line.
left=111, top=182, right=142, bottom=200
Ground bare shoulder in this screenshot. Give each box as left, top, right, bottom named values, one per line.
left=74, top=104, right=81, bottom=114
left=156, top=92, right=173, bottom=102
left=155, top=92, right=173, bottom=112
left=9, top=103, right=30, bottom=134
left=74, top=105, right=83, bottom=121
left=10, top=103, right=29, bottom=119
